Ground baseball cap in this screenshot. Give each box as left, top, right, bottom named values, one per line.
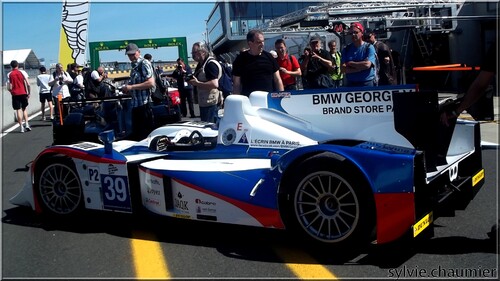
left=351, top=22, right=365, bottom=33
left=125, top=43, right=139, bottom=55
left=309, top=35, right=322, bottom=43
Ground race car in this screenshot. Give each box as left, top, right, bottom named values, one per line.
left=10, top=84, right=485, bottom=248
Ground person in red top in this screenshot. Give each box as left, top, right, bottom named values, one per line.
left=7, top=60, right=31, bottom=133
left=274, top=39, right=302, bottom=90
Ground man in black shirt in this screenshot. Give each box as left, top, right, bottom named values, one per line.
left=300, top=35, right=334, bottom=89
left=364, top=29, right=396, bottom=86
left=232, top=29, right=283, bottom=96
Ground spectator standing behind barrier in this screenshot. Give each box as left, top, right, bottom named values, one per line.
left=72, top=67, right=85, bottom=100
left=188, top=42, right=221, bottom=123
left=274, top=39, right=302, bottom=91
left=232, top=29, right=284, bottom=96
left=68, top=63, right=78, bottom=80
left=7, top=60, right=31, bottom=133
left=341, top=22, right=377, bottom=87
left=364, top=29, right=396, bottom=86
left=121, top=43, right=155, bottom=141
left=48, top=63, right=73, bottom=117
left=299, top=47, right=312, bottom=89
left=67, top=63, right=84, bottom=100
left=156, top=65, right=164, bottom=76
left=90, top=66, right=108, bottom=97
left=300, top=35, right=334, bottom=89
left=36, top=66, right=53, bottom=121
left=169, top=58, right=196, bottom=118
left=328, top=40, right=343, bottom=88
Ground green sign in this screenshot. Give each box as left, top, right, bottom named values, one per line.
left=88, top=37, right=188, bottom=69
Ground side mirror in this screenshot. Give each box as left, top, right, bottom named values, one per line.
left=98, top=130, right=115, bottom=154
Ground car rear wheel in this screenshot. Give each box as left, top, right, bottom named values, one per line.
left=281, top=153, right=375, bottom=248
left=36, top=157, right=83, bottom=216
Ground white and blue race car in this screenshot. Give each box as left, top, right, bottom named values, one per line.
left=10, top=84, right=485, bottom=247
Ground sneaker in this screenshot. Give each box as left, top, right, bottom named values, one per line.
left=41, top=116, right=45, bottom=121
left=24, top=124, right=32, bottom=132
left=20, top=126, right=25, bottom=133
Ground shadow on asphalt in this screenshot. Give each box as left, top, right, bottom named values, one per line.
left=2, top=206, right=497, bottom=268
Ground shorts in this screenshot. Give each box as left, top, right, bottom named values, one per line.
left=39, top=92, right=52, bottom=103
left=12, top=94, right=29, bottom=110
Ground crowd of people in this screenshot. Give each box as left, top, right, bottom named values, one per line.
left=5, top=22, right=495, bottom=140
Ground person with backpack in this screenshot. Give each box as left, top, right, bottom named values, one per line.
left=188, top=41, right=222, bottom=123
left=144, top=53, right=170, bottom=106
left=168, top=58, right=196, bottom=118
left=83, top=66, right=106, bottom=99
left=274, top=38, right=301, bottom=91
left=300, top=35, right=334, bottom=89
left=121, top=43, right=155, bottom=141
left=363, top=29, right=396, bottom=86
left=217, top=58, right=233, bottom=104
left=341, top=22, right=377, bottom=87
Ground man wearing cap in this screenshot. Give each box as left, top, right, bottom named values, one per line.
left=341, top=22, right=377, bottom=87
left=300, top=35, right=334, bottom=89
left=363, top=29, right=396, bottom=85
left=121, top=42, right=155, bottom=141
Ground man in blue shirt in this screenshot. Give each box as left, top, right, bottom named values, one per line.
left=341, top=22, right=377, bottom=87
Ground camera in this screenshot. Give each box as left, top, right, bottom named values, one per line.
left=184, top=73, right=194, bottom=81
left=58, top=77, right=64, bottom=86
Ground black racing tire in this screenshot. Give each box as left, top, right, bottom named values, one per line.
left=280, top=153, right=375, bottom=249
left=35, top=156, right=83, bottom=217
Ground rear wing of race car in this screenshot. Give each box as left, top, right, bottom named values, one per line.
left=392, top=89, right=482, bottom=176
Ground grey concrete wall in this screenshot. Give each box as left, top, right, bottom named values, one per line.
left=2, top=77, right=41, bottom=131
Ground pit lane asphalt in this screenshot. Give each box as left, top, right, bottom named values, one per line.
left=1, top=107, right=498, bottom=279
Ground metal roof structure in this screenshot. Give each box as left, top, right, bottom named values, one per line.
left=259, top=0, right=473, bottom=34
left=2, top=49, right=41, bottom=69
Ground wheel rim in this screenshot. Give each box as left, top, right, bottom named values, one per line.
left=39, top=163, right=82, bottom=215
left=294, top=171, right=360, bottom=243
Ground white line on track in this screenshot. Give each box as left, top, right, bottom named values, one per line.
left=1, top=110, right=44, bottom=138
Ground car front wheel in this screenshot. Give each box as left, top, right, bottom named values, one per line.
left=36, top=157, right=83, bottom=216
